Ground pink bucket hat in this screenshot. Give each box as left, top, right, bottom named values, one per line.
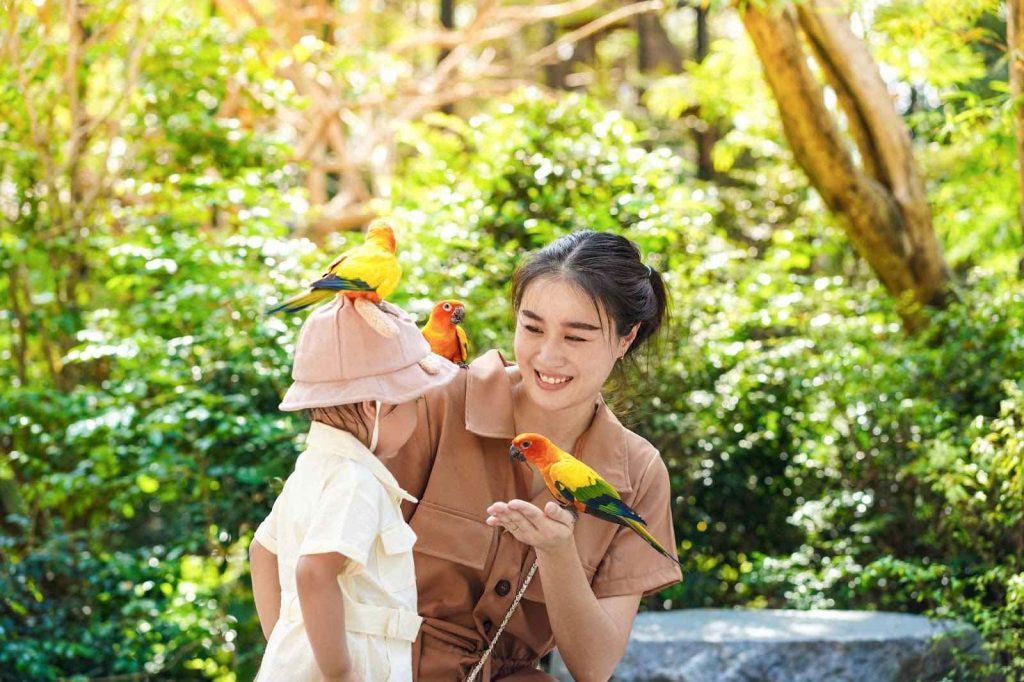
left=279, top=297, right=459, bottom=411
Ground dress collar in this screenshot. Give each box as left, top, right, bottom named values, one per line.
left=306, top=421, right=418, bottom=504
left=464, top=350, right=632, bottom=494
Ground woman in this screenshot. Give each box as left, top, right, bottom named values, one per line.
left=380, top=230, right=681, bottom=681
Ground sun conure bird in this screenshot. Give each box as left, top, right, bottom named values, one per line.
left=421, top=300, right=469, bottom=366
left=266, top=219, right=401, bottom=314
left=266, top=219, right=403, bottom=336
left=509, top=433, right=683, bottom=566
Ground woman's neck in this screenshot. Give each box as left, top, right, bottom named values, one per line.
left=511, top=384, right=598, bottom=454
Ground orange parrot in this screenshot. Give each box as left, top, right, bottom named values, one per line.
left=509, top=433, right=683, bottom=566
left=265, top=220, right=401, bottom=315
left=421, top=299, right=469, bottom=366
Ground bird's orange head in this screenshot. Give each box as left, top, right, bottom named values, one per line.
left=430, top=299, right=466, bottom=326
left=365, top=219, right=397, bottom=253
left=509, top=433, right=560, bottom=467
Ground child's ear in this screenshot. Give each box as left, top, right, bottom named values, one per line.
left=359, top=400, right=378, bottom=421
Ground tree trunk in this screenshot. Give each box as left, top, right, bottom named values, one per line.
left=694, top=4, right=714, bottom=181
left=1008, top=0, right=1024, bottom=277
left=740, top=0, right=951, bottom=330
left=636, top=4, right=681, bottom=74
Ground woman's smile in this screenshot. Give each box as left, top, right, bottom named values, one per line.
left=534, top=369, right=574, bottom=389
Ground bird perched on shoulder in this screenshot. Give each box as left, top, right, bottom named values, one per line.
left=421, top=300, right=469, bottom=366
left=266, top=219, right=402, bottom=314
left=509, top=433, right=683, bottom=567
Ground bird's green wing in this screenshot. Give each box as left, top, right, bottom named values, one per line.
left=548, top=460, right=646, bottom=524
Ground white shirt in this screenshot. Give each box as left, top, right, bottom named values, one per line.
left=253, top=422, right=421, bottom=682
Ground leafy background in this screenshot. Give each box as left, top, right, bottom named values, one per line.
left=1, top=0, right=1022, bottom=679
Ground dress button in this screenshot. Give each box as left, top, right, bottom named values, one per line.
left=495, top=579, right=511, bottom=597
left=483, top=619, right=493, bottom=634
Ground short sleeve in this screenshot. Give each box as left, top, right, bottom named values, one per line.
left=298, top=461, right=381, bottom=571
left=253, top=495, right=281, bottom=555
left=589, top=454, right=682, bottom=599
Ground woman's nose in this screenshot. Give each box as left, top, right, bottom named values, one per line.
left=536, top=336, right=566, bottom=366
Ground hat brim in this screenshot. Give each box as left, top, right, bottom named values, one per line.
left=279, top=353, right=460, bottom=411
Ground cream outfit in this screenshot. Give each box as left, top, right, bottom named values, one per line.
left=254, top=422, right=422, bottom=682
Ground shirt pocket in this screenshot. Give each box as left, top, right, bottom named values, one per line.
left=409, top=500, right=493, bottom=571
left=377, top=522, right=418, bottom=592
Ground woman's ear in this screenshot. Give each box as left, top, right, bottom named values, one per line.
left=618, top=322, right=641, bottom=359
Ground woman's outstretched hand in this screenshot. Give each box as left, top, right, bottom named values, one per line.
left=486, top=499, right=576, bottom=554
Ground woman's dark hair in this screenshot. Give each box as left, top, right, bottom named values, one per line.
left=510, top=230, right=669, bottom=357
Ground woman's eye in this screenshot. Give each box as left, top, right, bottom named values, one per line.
left=524, top=324, right=542, bottom=334
left=565, top=335, right=587, bottom=343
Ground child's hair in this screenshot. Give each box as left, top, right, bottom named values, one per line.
left=309, top=404, right=373, bottom=444
left=510, top=229, right=669, bottom=357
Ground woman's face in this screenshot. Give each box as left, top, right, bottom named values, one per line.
left=513, top=277, right=638, bottom=414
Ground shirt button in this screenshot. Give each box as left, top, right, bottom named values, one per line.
left=495, top=579, right=511, bottom=597
left=483, top=619, right=493, bottom=634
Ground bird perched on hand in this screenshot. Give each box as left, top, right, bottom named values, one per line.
left=509, top=433, right=683, bottom=566
left=266, top=219, right=402, bottom=336
left=420, top=300, right=469, bottom=366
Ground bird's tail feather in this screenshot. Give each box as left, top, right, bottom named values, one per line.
left=625, top=517, right=684, bottom=567
left=265, top=289, right=332, bottom=315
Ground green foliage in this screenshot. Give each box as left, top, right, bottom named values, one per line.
left=1, top=2, right=311, bottom=678
left=2, top=0, right=1023, bottom=679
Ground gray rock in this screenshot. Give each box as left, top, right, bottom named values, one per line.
left=547, top=609, right=981, bottom=682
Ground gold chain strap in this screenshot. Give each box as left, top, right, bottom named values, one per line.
left=464, top=559, right=540, bottom=682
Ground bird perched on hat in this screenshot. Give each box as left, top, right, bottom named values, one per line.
left=266, top=219, right=402, bottom=337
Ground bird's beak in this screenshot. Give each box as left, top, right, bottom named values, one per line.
left=451, top=306, right=465, bottom=325
left=509, top=445, right=526, bottom=462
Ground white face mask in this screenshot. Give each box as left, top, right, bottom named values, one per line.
left=369, top=399, right=382, bottom=453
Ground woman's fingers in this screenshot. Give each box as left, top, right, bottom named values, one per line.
left=507, top=499, right=545, bottom=521
left=544, top=501, right=576, bottom=526
left=485, top=499, right=576, bottom=553
left=486, top=500, right=534, bottom=535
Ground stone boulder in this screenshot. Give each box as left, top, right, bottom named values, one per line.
left=547, top=609, right=981, bottom=682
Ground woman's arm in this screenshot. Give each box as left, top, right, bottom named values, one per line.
left=250, top=539, right=281, bottom=640
left=296, top=552, right=358, bottom=682
left=486, top=500, right=641, bottom=681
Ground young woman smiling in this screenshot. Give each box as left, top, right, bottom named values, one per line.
left=378, top=230, right=681, bottom=681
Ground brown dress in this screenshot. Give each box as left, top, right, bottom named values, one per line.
left=379, top=350, right=682, bottom=681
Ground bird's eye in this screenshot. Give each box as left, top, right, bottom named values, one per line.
left=443, top=303, right=451, bottom=311
left=521, top=440, right=531, bottom=449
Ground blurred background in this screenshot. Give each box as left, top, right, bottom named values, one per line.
left=1, top=0, right=1022, bottom=679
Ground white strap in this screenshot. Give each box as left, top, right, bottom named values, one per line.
left=369, top=399, right=382, bottom=453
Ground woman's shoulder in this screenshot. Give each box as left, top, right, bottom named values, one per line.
left=622, top=428, right=668, bottom=493
left=419, top=348, right=509, bottom=412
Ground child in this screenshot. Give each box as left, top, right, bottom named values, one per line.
left=250, top=297, right=458, bottom=681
